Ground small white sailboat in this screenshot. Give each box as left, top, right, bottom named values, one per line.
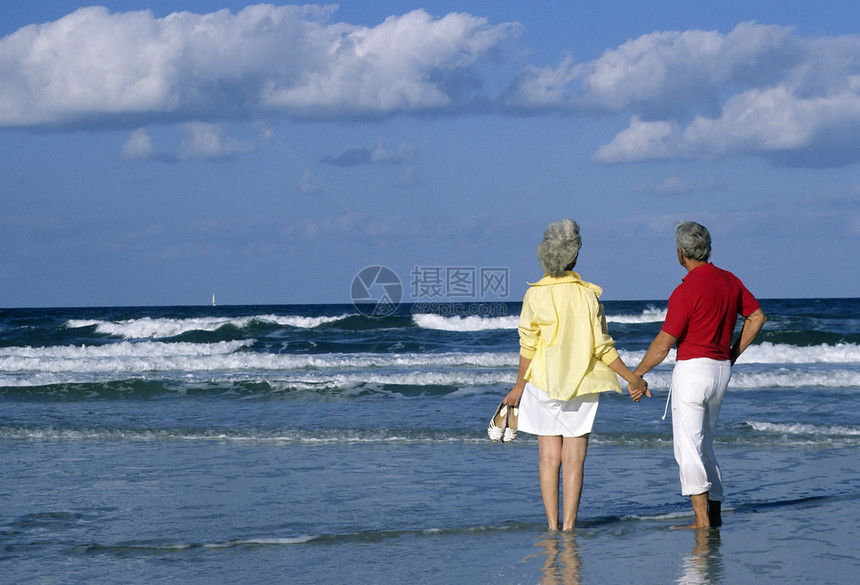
left=212, top=293, right=216, bottom=307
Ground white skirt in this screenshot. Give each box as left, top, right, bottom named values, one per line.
left=518, top=382, right=600, bottom=437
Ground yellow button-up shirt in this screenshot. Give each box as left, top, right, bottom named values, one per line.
left=519, top=271, right=622, bottom=400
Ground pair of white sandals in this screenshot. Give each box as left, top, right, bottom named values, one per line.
left=487, top=402, right=519, bottom=443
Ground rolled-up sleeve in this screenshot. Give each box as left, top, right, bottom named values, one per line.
left=518, top=292, right=539, bottom=359
left=593, top=302, right=620, bottom=366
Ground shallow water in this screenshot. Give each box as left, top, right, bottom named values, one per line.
left=1, top=299, right=858, bottom=583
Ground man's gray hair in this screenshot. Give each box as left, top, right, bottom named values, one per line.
left=537, top=219, right=582, bottom=277
left=675, top=221, right=711, bottom=261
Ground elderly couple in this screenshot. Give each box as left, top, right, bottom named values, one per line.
left=499, top=219, right=767, bottom=531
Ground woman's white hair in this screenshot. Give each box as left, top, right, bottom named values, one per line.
left=675, top=221, right=711, bottom=261
left=537, top=219, right=581, bottom=277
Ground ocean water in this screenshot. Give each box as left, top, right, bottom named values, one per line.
left=1, top=298, right=858, bottom=584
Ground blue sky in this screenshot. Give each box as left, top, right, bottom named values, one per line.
left=1, top=1, right=859, bottom=307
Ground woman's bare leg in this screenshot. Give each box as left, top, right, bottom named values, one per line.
left=561, top=434, right=589, bottom=531
left=538, top=435, right=563, bottom=530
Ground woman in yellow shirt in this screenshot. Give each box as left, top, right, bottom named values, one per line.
left=502, top=219, right=648, bottom=531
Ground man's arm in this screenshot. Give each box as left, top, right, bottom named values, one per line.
left=635, top=330, right=678, bottom=379
left=730, top=308, right=767, bottom=365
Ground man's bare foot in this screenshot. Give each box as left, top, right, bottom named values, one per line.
left=670, top=523, right=711, bottom=530
left=669, top=493, right=714, bottom=529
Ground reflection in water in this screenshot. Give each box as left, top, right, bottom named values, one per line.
left=677, top=529, right=724, bottom=585
left=533, top=532, right=582, bottom=585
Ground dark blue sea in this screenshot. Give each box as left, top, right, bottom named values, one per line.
left=2, top=299, right=858, bottom=584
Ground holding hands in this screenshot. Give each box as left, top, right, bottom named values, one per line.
left=627, top=374, right=650, bottom=402
left=504, top=355, right=651, bottom=405
left=606, top=357, right=650, bottom=403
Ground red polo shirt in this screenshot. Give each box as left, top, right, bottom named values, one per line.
left=662, top=263, right=760, bottom=361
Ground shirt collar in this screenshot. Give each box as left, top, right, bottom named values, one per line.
left=681, top=262, right=713, bottom=282
left=528, top=271, right=604, bottom=297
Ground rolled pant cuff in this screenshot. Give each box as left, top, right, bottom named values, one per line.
left=681, top=485, right=712, bottom=497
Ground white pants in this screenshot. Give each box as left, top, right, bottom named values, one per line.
left=670, top=358, right=732, bottom=500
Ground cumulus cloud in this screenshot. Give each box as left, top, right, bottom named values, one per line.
left=121, top=123, right=259, bottom=162
left=593, top=87, right=860, bottom=166
left=0, top=5, right=519, bottom=128
left=177, top=123, right=255, bottom=160
left=505, top=21, right=860, bottom=167
left=5, top=7, right=860, bottom=168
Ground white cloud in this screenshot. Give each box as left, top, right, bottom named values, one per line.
left=121, top=128, right=155, bottom=160
left=680, top=86, right=860, bottom=163
left=507, top=22, right=860, bottom=167
left=0, top=5, right=519, bottom=128
left=505, top=22, right=800, bottom=115
left=262, top=10, right=519, bottom=114
left=595, top=86, right=860, bottom=165
left=5, top=7, right=860, bottom=167
left=178, top=123, right=254, bottom=160
left=592, top=117, right=678, bottom=163
left=121, top=123, right=259, bottom=162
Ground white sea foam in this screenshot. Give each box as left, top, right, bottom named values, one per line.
left=606, top=306, right=668, bottom=324
left=0, top=340, right=256, bottom=379
left=619, top=342, right=860, bottom=367
left=0, top=344, right=516, bottom=373
left=732, top=369, right=860, bottom=389
left=5, top=362, right=857, bottom=391
left=254, top=314, right=352, bottom=329
left=66, top=314, right=351, bottom=339
left=0, top=426, right=480, bottom=445
left=412, top=313, right=519, bottom=331
left=748, top=421, right=860, bottom=436
left=412, top=307, right=666, bottom=330
left=8, top=421, right=860, bottom=445
left=636, top=368, right=860, bottom=390
left=623, top=510, right=692, bottom=522
left=203, top=536, right=318, bottom=548
left=1, top=341, right=857, bottom=389
left=742, top=342, right=860, bottom=364
left=1, top=340, right=252, bottom=359
left=0, top=352, right=476, bottom=389
left=262, top=370, right=513, bottom=390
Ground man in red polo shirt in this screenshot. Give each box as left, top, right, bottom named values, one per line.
left=632, top=221, right=767, bottom=529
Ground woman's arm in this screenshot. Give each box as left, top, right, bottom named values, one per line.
left=607, top=357, right=650, bottom=402
left=503, top=354, right=532, bottom=407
